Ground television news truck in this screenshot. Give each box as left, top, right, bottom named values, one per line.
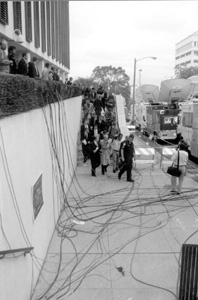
left=177, top=100, right=198, bottom=158
left=143, top=78, right=191, bottom=141
left=145, top=103, right=180, bottom=142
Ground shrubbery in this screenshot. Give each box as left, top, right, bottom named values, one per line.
left=0, top=74, right=82, bottom=118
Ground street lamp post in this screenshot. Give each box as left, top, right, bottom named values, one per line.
left=139, top=69, right=142, bottom=86
left=132, top=56, right=157, bottom=123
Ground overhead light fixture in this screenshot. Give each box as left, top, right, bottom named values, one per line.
left=14, top=29, right=24, bottom=44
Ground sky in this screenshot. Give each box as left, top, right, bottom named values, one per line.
left=69, top=1, right=198, bottom=87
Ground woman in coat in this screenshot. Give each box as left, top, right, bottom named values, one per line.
left=170, top=142, right=189, bottom=195
left=100, top=134, right=111, bottom=175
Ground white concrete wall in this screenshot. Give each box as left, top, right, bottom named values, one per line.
left=116, top=95, right=129, bottom=138
left=0, top=95, right=82, bottom=300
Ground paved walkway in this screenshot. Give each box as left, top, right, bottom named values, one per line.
left=32, top=134, right=198, bottom=300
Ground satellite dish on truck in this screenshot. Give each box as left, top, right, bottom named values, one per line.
left=137, top=84, right=160, bottom=103
left=158, top=79, right=191, bottom=104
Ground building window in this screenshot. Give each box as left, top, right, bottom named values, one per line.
left=186, top=51, right=191, bottom=56
left=51, top=2, right=55, bottom=59
left=176, top=56, right=180, bottom=60
left=55, top=2, right=59, bottom=61
left=180, top=61, right=191, bottom=66
left=46, top=2, right=51, bottom=56
left=25, top=2, right=32, bottom=42
left=0, top=2, right=8, bottom=25
left=181, top=54, right=185, bottom=58
left=34, top=2, right=40, bottom=48
left=13, top=2, right=22, bottom=33
left=194, top=60, right=198, bottom=63
left=194, top=42, right=197, bottom=47
left=194, top=51, right=198, bottom=56
left=41, top=2, right=46, bottom=53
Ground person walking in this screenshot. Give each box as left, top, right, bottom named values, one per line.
left=170, top=142, right=189, bottom=195
left=111, top=135, right=121, bottom=173
left=118, top=134, right=135, bottom=182
left=94, top=94, right=103, bottom=121
left=80, top=119, right=90, bottom=163
left=118, top=135, right=127, bottom=169
left=108, top=122, right=119, bottom=139
left=89, top=135, right=101, bottom=177
left=100, top=134, right=111, bottom=175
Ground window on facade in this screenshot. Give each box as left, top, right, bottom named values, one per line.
left=186, top=51, right=191, bottom=56
left=194, top=51, right=198, bottom=56
left=34, top=2, right=40, bottom=48
left=13, top=2, right=22, bottom=33
left=55, top=2, right=59, bottom=61
left=176, top=42, right=192, bottom=54
left=51, top=2, right=55, bottom=59
left=181, top=54, right=185, bottom=58
left=194, top=42, right=197, bottom=47
left=41, top=2, right=46, bottom=53
left=46, top=2, right=51, bottom=56
left=25, top=2, right=32, bottom=42
left=185, top=60, right=191, bottom=64
left=194, top=60, right=198, bottom=63
left=0, top=2, right=8, bottom=25
left=176, top=56, right=180, bottom=60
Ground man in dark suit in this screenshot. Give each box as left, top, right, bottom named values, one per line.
left=89, top=135, right=101, bottom=176
left=90, top=87, right=96, bottom=103
left=17, top=52, right=28, bottom=75
left=28, top=57, right=40, bottom=78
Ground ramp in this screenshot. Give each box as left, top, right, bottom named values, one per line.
left=115, top=94, right=129, bottom=138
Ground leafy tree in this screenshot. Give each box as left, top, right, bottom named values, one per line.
left=74, top=77, right=96, bottom=89
left=91, top=65, right=131, bottom=106
left=175, top=66, right=198, bottom=79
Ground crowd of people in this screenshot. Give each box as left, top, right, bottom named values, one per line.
left=1, top=39, right=190, bottom=190
left=0, top=38, right=73, bottom=84
left=80, top=86, right=135, bottom=182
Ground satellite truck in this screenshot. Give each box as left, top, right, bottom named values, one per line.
left=134, top=84, right=159, bottom=132
left=177, top=76, right=198, bottom=158
left=145, top=78, right=191, bottom=142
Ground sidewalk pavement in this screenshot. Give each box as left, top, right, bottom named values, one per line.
left=32, top=134, right=198, bottom=300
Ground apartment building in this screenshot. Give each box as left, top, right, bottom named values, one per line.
left=175, top=30, right=198, bottom=69
left=0, top=1, right=70, bottom=81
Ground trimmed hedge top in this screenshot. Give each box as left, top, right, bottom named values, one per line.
left=0, top=74, right=82, bottom=118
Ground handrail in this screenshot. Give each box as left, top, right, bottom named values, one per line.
left=0, top=247, right=34, bottom=259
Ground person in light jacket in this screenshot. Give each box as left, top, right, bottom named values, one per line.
left=170, top=143, right=189, bottom=195
left=100, top=134, right=111, bottom=175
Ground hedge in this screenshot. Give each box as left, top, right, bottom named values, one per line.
left=0, top=74, right=82, bottom=118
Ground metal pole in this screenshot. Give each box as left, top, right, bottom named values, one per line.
left=139, top=69, right=142, bottom=86
left=132, top=58, right=137, bottom=123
